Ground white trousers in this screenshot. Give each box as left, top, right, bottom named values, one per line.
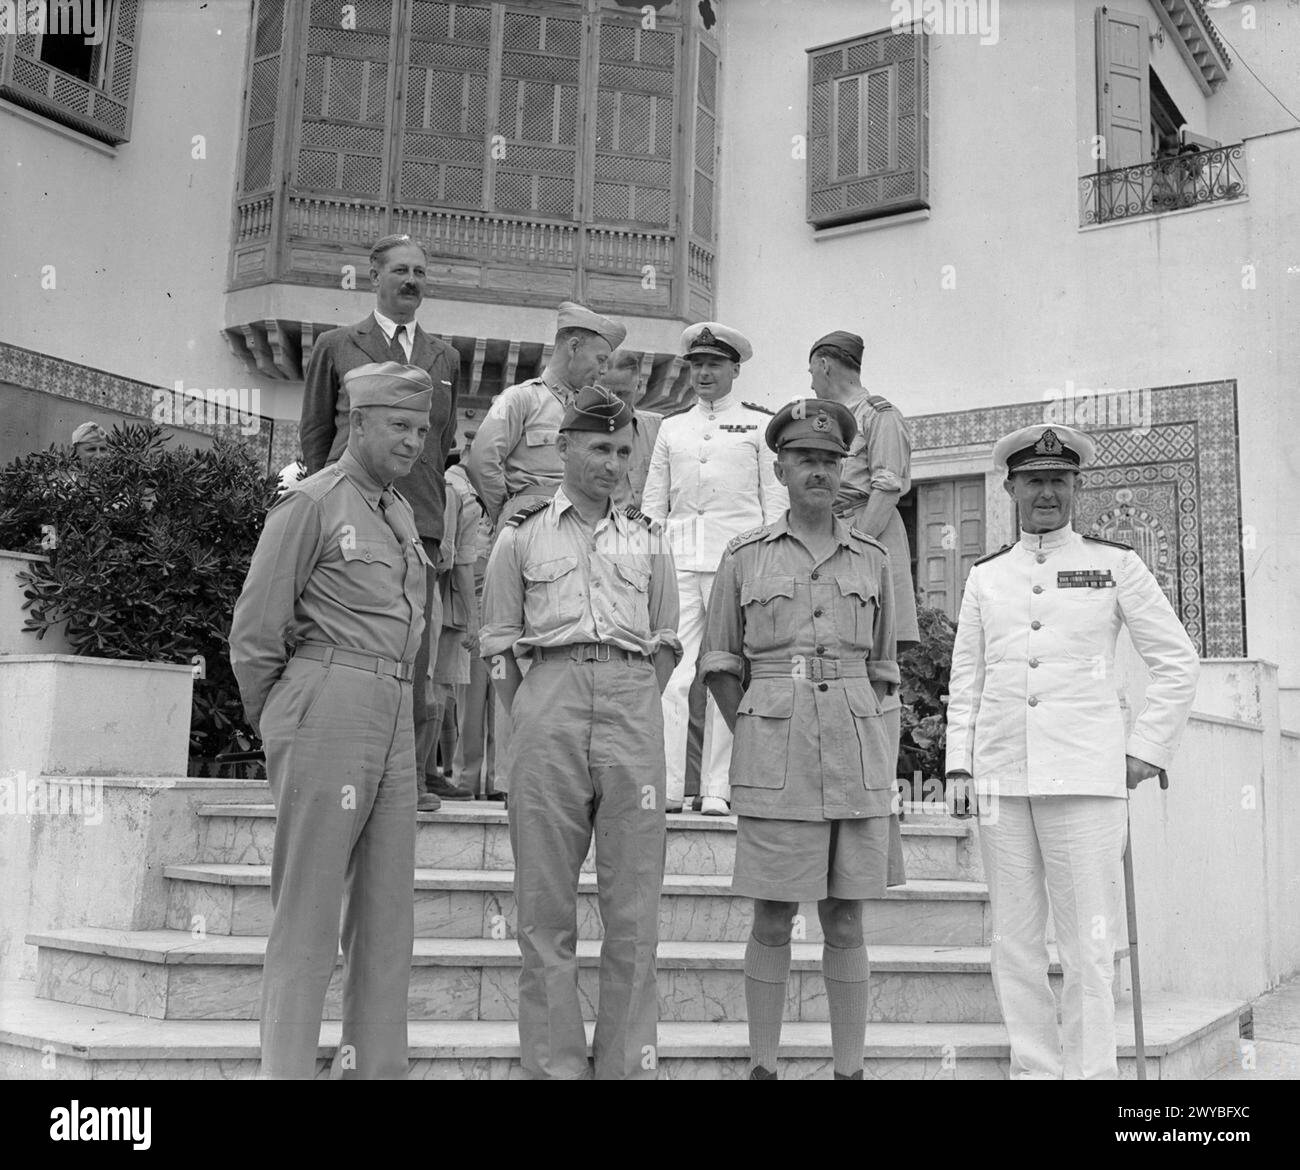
left=979, top=794, right=1128, bottom=1080
left=663, top=569, right=732, bottom=804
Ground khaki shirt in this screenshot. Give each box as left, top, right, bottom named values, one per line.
left=700, top=514, right=899, bottom=821
left=465, top=373, right=573, bottom=525
left=835, top=392, right=912, bottom=512
left=612, top=409, right=663, bottom=511
left=229, top=449, right=429, bottom=730
left=479, top=486, right=682, bottom=663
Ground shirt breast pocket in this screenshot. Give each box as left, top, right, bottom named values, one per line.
left=338, top=539, right=400, bottom=606
left=731, top=684, right=792, bottom=789
left=523, top=554, right=582, bottom=632
left=613, top=560, right=651, bottom=628
left=834, top=575, right=878, bottom=651
left=524, top=428, right=558, bottom=449
left=740, top=575, right=796, bottom=645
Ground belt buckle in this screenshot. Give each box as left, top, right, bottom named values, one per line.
left=397, top=661, right=413, bottom=682
left=592, top=643, right=611, bottom=663
left=808, top=656, right=824, bottom=683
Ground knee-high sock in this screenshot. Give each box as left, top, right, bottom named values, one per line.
left=744, top=935, right=791, bottom=1073
left=823, top=942, right=869, bottom=1077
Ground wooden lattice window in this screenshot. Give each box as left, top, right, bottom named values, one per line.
left=691, top=40, right=717, bottom=242
left=806, top=26, right=929, bottom=229
left=238, top=0, right=286, bottom=194
left=0, top=0, right=140, bottom=145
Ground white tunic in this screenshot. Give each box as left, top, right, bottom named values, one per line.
left=944, top=526, right=1199, bottom=798
left=640, top=392, right=787, bottom=573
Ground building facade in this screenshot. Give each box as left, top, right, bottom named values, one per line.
left=2, top=0, right=1296, bottom=717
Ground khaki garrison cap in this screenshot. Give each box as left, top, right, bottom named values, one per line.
left=556, top=301, right=627, bottom=351
left=344, top=362, right=434, bottom=413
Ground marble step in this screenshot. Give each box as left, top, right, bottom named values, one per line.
left=195, top=801, right=983, bottom=881
left=0, top=979, right=1247, bottom=1080
left=162, top=863, right=991, bottom=945
left=32, top=928, right=1109, bottom=1025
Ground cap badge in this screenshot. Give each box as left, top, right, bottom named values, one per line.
left=1036, top=428, right=1063, bottom=456
left=696, top=326, right=717, bottom=349
left=813, top=411, right=830, bottom=432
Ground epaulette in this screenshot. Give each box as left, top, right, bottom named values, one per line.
left=622, top=505, right=653, bottom=528
left=974, top=544, right=1012, bottom=565
left=503, top=498, right=551, bottom=528
left=1083, top=534, right=1133, bottom=551
left=865, top=395, right=897, bottom=413
left=290, top=464, right=351, bottom=502
left=848, top=526, right=888, bottom=554
left=742, top=401, right=775, bottom=416
left=726, top=525, right=769, bottom=553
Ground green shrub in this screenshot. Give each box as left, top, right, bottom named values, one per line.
left=0, top=423, right=279, bottom=769
left=898, top=603, right=957, bottom=783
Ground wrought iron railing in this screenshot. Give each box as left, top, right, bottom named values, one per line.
left=1079, top=143, right=1246, bottom=226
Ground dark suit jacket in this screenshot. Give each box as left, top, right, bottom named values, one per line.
left=300, top=314, right=459, bottom=540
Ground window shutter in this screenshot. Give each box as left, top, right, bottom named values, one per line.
left=492, top=6, right=583, bottom=219
left=239, top=0, right=287, bottom=195
left=691, top=41, right=718, bottom=243
left=806, top=26, right=928, bottom=229
left=295, top=0, right=399, bottom=199
left=0, top=0, right=140, bottom=144
left=1095, top=6, right=1151, bottom=170
left=398, top=1, right=491, bottom=210
left=592, top=16, right=677, bottom=228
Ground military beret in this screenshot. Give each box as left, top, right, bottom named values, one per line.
left=559, top=385, right=635, bottom=434
left=344, top=362, right=434, bottom=413
left=556, top=301, right=627, bottom=351
left=71, top=421, right=108, bottom=446
left=809, top=330, right=864, bottom=366
left=994, top=424, right=1096, bottom=474
left=680, top=321, right=753, bottom=364
left=765, top=398, right=857, bottom=455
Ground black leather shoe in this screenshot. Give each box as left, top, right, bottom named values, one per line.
left=833, top=1069, right=864, bottom=1080
left=749, top=1065, right=778, bottom=1080
left=426, top=775, right=473, bottom=800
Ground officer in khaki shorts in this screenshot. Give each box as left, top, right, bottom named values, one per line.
left=230, top=361, right=434, bottom=1079
left=700, top=398, right=905, bottom=1080
left=479, top=385, right=680, bottom=1080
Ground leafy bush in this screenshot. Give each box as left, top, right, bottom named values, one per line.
left=0, top=424, right=279, bottom=769
left=898, top=603, right=957, bottom=783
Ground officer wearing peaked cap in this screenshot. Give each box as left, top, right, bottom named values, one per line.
left=230, top=360, right=435, bottom=1079
left=945, top=422, right=1199, bottom=1080
left=479, top=383, right=681, bottom=1079
left=642, top=322, right=788, bottom=815
left=809, top=330, right=919, bottom=647
left=700, top=398, right=904, bottom=1079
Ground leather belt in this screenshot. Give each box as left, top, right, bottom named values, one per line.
left=748, top=656, right=870, bottom=681
left=293, top=642, right=416, bottom=683
left=531, top=642, right=646, bottom=664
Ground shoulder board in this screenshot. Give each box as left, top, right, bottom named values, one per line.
left=974, top=544, right=1013, bottom=566
left=742, top=401, right=775, bottom=416
left=1083, top=534, right=1133, bottom=551
left=865, top=395, right=897, bottom=414
left=503, top=499, right=551, bottom=528
left=848, top=527, right=888, bottom=553
left=622, top=505, right=653, bottom=528
left=726, top=525, right=769, bottom=553
left=292, top=464, right=350, bottom=502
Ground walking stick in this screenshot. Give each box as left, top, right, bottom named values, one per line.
left=1123, top=767, right=1168, bottom=1081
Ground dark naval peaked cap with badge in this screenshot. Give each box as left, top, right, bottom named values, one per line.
left=994, top=423, right=1097, bottom=474
left=680, top=321, right=753, bottom=364
left=343, top=361, right=434, bottom=413
left=764, top=398, right=857, bottom=455
left=558, top=385, right=635, bottom=433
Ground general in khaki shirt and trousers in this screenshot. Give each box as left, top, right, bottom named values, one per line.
left=480, top=387, right=680, bottom=1080
left=701, top=399, right=904, bottom=1080
left=230, top=363, right=436, bottom=1079
left=945, top=424, right=1199, bottom=1080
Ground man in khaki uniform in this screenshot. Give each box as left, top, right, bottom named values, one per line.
left=809, top=330, right=919, bottom=648
left=480, top=386, right=680, bottom=1080
left=597, top=348, right=662, bottom=511
left=700, top=398, right=904, bottom=1080
left=230, top=361, right=434, bottom=1079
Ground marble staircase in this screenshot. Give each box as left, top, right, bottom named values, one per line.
left=1, top=798, right=1248, bottom=1079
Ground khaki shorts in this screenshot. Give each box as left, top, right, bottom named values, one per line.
left=732, top=814, right=906, bottom=903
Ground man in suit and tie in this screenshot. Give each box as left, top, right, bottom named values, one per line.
left=299, top=233, right=466, bottom=810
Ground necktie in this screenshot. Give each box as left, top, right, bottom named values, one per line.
left=387, top=325, right=408, bottom=363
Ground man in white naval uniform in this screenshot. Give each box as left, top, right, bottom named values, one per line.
left=641, top=323, right=787, bottom=814
left=944, top=423, right=1199, bottom=1080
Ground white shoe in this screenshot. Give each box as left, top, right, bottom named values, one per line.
left=700, top=797, right=730, bottom=816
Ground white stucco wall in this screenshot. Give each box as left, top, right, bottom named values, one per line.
left=712, top=0, right=1299, bottom=682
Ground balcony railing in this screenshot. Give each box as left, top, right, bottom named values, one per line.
left=1079, top=143, right=1246, bottom=227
